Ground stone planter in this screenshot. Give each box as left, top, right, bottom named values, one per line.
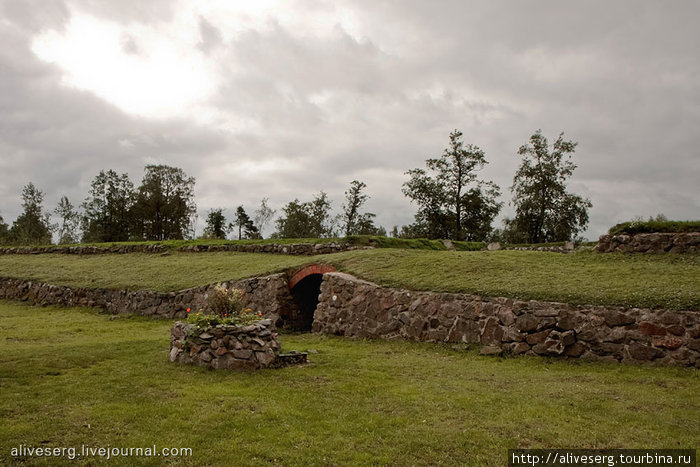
left=170, top=319, right=282, bottom=370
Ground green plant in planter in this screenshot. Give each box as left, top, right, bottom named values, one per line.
left=185, top=284, right=263, bottom=332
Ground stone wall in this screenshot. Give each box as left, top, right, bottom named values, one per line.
left=597, top=233, right=700, bottom=253
left=178, top=242, right=372, bottom=255
left=313, top=273, right=700, bottom=366
left=0, top=245, right=168, bottom=255
left=170, top=320, right=280, bottom=370
left=0, top=274, right=300, bottom=326
left=487, top=242, right=575, bottom=253
left=4, top=269, right=699, bottom=366
left=0, top=242, right=372, bottom=256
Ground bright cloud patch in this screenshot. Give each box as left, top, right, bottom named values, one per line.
left=31, top=13, right=216, bottom=119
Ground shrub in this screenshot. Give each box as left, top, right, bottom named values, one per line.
left=185, top=284, right=262, bottom=330
left=208, top=284, right=245, bottom=318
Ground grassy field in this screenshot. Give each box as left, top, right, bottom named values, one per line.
left=1, top=301, right=697, bottom=466
left=0, top=249, right=698, bottom=310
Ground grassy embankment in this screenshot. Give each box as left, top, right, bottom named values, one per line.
left=0, top=235, right=484, bottom=252
left=608, top=220, right=700, bottom=235
left=0, top=302, right=697, bottom=466
left=0, top=249, right=698, bottom=310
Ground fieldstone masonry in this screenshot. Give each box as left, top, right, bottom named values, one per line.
left=313, top=273, right=700, bottom=366
left=2, top=268, right=699, bottom=366
left=0, top=274, right=296, bottom=325
left=170, top=320, right=281, bottom=370
left=597, top=233, right=700, bottom=253
left=179, top=242, right=372, bottom=255
left=487, top=242, right=575, bottom=253
left=0, top=242, right=371, bottom=256
left=0, top=244, right=168, bottom=255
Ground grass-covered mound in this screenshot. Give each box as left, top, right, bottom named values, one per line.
left=0, top=249, right=698, bottom=310
left=1, top=302, right=697, bottom=466
left=608, top=220, right=700, bottom=235
left=0, top=252, right=312, bottom=291
left=0, top=235, right=485, bottom=252
left=346, top=235, right=484, bottom=251
left=327, top=250, right=700, bottom=310
left=0, top=236, right=345, bottom=250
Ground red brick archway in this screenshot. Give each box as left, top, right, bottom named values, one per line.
left=288, top=264, right=336, bottom=290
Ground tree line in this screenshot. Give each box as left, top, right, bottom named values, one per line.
left=0, top=130, right=592, bottom=246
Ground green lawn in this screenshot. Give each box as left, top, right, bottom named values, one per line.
left=0, top=301, right=697, bottom=466
left=0, top=249, right=698, bottom=310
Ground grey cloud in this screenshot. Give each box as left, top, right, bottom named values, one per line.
left=198, top=16, right=222, bottom=54
left=0, top=0, right=698, bottom=240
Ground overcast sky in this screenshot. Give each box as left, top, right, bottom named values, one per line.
left=1, top=0, right=698, bottom=239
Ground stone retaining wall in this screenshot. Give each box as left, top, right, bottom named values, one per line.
left=0, top=245, right=168, bottom=255
left=170, top=320, right=280, bottom=370
left=4, top=270, right=699, bottom=366
left=178, top=242, right=372, bottom=255
left=487, top=242, right=575, bottom=253
left=313, top=273, right=700, bottom=366
left=597, top=233, right=700, bottom=253
left=0, top=242, right=372, bottom=256
left=0, top=275, right=299, bottom=326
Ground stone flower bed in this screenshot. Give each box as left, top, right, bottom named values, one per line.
left=169, top=283, right=307, bottom=370
left=170, top=319, right=281, bottom=370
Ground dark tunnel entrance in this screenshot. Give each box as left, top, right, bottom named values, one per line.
left=289, top=273, right=323, bottom=331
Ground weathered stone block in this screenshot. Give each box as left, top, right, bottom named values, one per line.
left=480, top=317, right=504, bottom=344
left=603, top=310, right=635, bottom=327
left=526, top=329, right=552, bottom=345
left=515, top=314, right=539, bottom=333
left=564, top=342, right=587, bottom=358
left=511, top=342, right=531, bottom=355
left=557, top=309, right=584, bottom=331
left=627, top=343, right=663, bottom=361
left=496, top=308, right=515, bottom=326
left=446, top=317, right=480, bottom=343
left=534, top=307, right=560, bottom=318
left=652, top=336, right=684, bottom=350
left=638, top=322, right=668, bottom=336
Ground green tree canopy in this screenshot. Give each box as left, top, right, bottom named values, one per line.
left=253, top=198, right=276, bottom=239
left=202, top=208, right=229, bottom=239
left=54, top=195, right=80, bottom=244
left=341, top=180, right=383, bottom=236
left=8, top=182, right=53, bottom=245
left=274, top=192, right=334, bottom=238
left=81, top=170, right=135, bottom=242
left=402, top=130, right=501, bottom=241
left=232, top=206, right=260, bottom=240
left=132, top=165, right=196, bottom=241
left=0, top=214, right=8, bottom=244
left=508, top=130, right=592, bottom=243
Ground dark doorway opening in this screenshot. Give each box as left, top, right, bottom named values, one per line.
left=289, top=273, right=323, bottom=331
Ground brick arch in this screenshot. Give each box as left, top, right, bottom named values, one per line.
left=288, top=264, right=336, bottom=289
